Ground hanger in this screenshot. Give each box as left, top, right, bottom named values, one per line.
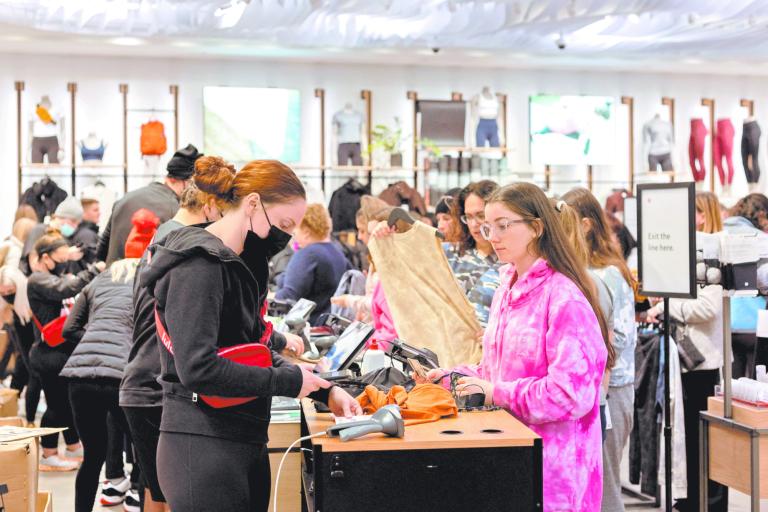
left=387, top=208, right=444, bottom=239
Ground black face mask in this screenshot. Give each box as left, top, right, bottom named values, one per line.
left=246, top=201, right=293, bottom=259
left=1, top=293, right=15, bottom=305
left=50, top=260, right=69, bottom=276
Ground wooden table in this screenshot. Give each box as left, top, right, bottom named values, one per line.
left=299, top=399, right=542, bottom=512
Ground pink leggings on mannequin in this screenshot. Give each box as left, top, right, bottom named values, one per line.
left=714, top=118, right=735, bottom=186
left=689, top=118, right=708, bottom=182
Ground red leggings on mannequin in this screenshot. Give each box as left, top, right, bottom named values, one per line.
left=714, top=118, right=735, bottom=186
left=689, top=118, right=708, bottom=182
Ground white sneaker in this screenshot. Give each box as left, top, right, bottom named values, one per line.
left=123, top=489, right=140, bottom=512
left=100, top=477, right=131, bottom=506
left=63, top=446, right=83, bottom=462
left=39, top=454, right=78, bottom=472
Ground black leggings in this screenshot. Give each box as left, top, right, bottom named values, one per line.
left=678, top=370, right=728, bottom=512
left=742, top=120, right=761, bottom=184
left=7, top=317, right=41, bottom=423
left=39, top=373, right=79, bottom=449
left=157, top=432, right=270, bottom=512
left=69, top=378, right=139, bottom=512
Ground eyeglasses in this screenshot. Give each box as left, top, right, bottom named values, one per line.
left=479, top=218, right=531, bottom=240
left=460, top=213, right=485, bottom=225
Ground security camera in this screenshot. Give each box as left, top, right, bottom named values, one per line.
left=555, top=35, right=566, bottom=50
left=432, top=47, right=440, bottom=54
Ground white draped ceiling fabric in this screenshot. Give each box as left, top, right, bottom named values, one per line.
left=0, top=0, right=767, bottom=66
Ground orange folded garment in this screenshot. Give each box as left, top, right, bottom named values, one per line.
left=356, top=384, right=458, bottom=426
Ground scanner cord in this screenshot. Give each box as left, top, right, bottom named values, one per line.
left=274, top=431, right=327, bottom=512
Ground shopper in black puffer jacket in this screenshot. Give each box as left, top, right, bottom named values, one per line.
left=28, top=233, right=103, bottom=471
left=61, top=258, right=141, bottom=512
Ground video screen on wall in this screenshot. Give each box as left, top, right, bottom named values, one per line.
left=418, top=100, right=467, bottom=147
left=529, top=95, right=615, bottom=165
left=204, top=86, right=301, bottom=163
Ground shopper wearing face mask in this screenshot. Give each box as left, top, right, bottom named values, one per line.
left=27, top=233, right=105, bottom=471
left=140, top=159, right=362, bottom=512
left=21, top=198, right=86, bottom=275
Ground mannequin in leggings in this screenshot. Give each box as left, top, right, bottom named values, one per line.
left=140, top=157, right=362, bottom=512
left=713, top=118, right=735, bottom=189
left=742, top=119, right=761, bottom=185
left=689, top=119, right=708, bottom=183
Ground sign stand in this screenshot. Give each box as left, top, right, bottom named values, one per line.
left=637, top=182, right=697, bottom=512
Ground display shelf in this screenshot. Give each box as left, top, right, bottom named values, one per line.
left=74, top=163, right=127, bottom=169
left=421, top=145, right=512, bottom=154
left=19, top=163, right=71, bottom=169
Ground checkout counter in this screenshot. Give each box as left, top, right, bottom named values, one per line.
left=298, top=398, right=543, bottom=512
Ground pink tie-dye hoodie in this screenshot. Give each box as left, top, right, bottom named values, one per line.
left=454, top=258, right=607, bottom=511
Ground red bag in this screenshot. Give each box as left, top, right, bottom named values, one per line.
left=32, top=314, right=67, bottom=347
left=140, top=121, right=167, bottom=156
left=154, top=307, right=273, bottom=409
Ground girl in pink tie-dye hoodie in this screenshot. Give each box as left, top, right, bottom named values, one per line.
left=430, top=183, right=613, bottom=512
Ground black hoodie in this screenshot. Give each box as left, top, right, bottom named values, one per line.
left=141, top=226, right=325, bottom=444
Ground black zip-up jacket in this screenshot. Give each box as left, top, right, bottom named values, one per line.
left=27, top=265, right=101, bottom=375
left=140, top=226, right=324, bottom=443
left=120, top=221, right=289, bottom=409
left=71, top=221, right=99, bottom=264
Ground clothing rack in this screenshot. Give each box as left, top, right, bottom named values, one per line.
left=15, top=80, right=132, bottom=198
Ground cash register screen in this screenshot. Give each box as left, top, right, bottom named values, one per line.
left=323, top=321, right=375, bottom=371
left=284, top=299, right=316, bottom=323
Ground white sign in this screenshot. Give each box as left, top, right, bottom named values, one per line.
left=638, top=183, right=696, bottom=298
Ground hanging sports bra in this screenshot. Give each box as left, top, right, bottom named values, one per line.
left=80, top=141, right=106, bottom=161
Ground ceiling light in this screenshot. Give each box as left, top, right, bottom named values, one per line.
left=109, top=37, right=145, bottom=46
left=214, top=0, right=251, bottom=29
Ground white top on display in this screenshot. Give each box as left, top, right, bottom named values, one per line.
left=476, top=91, right=499, bottom=119
left=642, top=115, right=674, bottom=156
left=332, top=108, right=363, bottom=144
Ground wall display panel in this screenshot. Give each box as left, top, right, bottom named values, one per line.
left=529, top=95, right=615, bottom=165
left=203, top=86, right=301, bottom=163
left=417, top=100, right=466, bottom=147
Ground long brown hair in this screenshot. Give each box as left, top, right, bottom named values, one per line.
left=562, top=188, right=635, bottom=292
left=194, top=158, right=305, bottom=207
left=488, top=183, right=615, bottom=369
left=729, top=193, right=768, bottom=231
left=550, top=199, right=590, bottom=267
left=455, top=180, right=499, bottom=255
left=695, top=191, right=723, bottom=233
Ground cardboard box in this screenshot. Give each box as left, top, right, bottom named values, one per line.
left=706, top=396, right=768, bottom=497
left=0, top=388, right=20, bottom=417
left=36, top=491, right=52, bottom=512
left=0, top=416, right=24, bottom=427
left=0, top=438, right=39, bottom=512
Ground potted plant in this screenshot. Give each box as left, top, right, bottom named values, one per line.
left=370, top=117, right=406, bottom=167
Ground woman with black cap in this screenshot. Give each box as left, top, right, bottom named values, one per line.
left=141, top=157, right=361, bottom=512
left=27, top=232, right=104, bottom=471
